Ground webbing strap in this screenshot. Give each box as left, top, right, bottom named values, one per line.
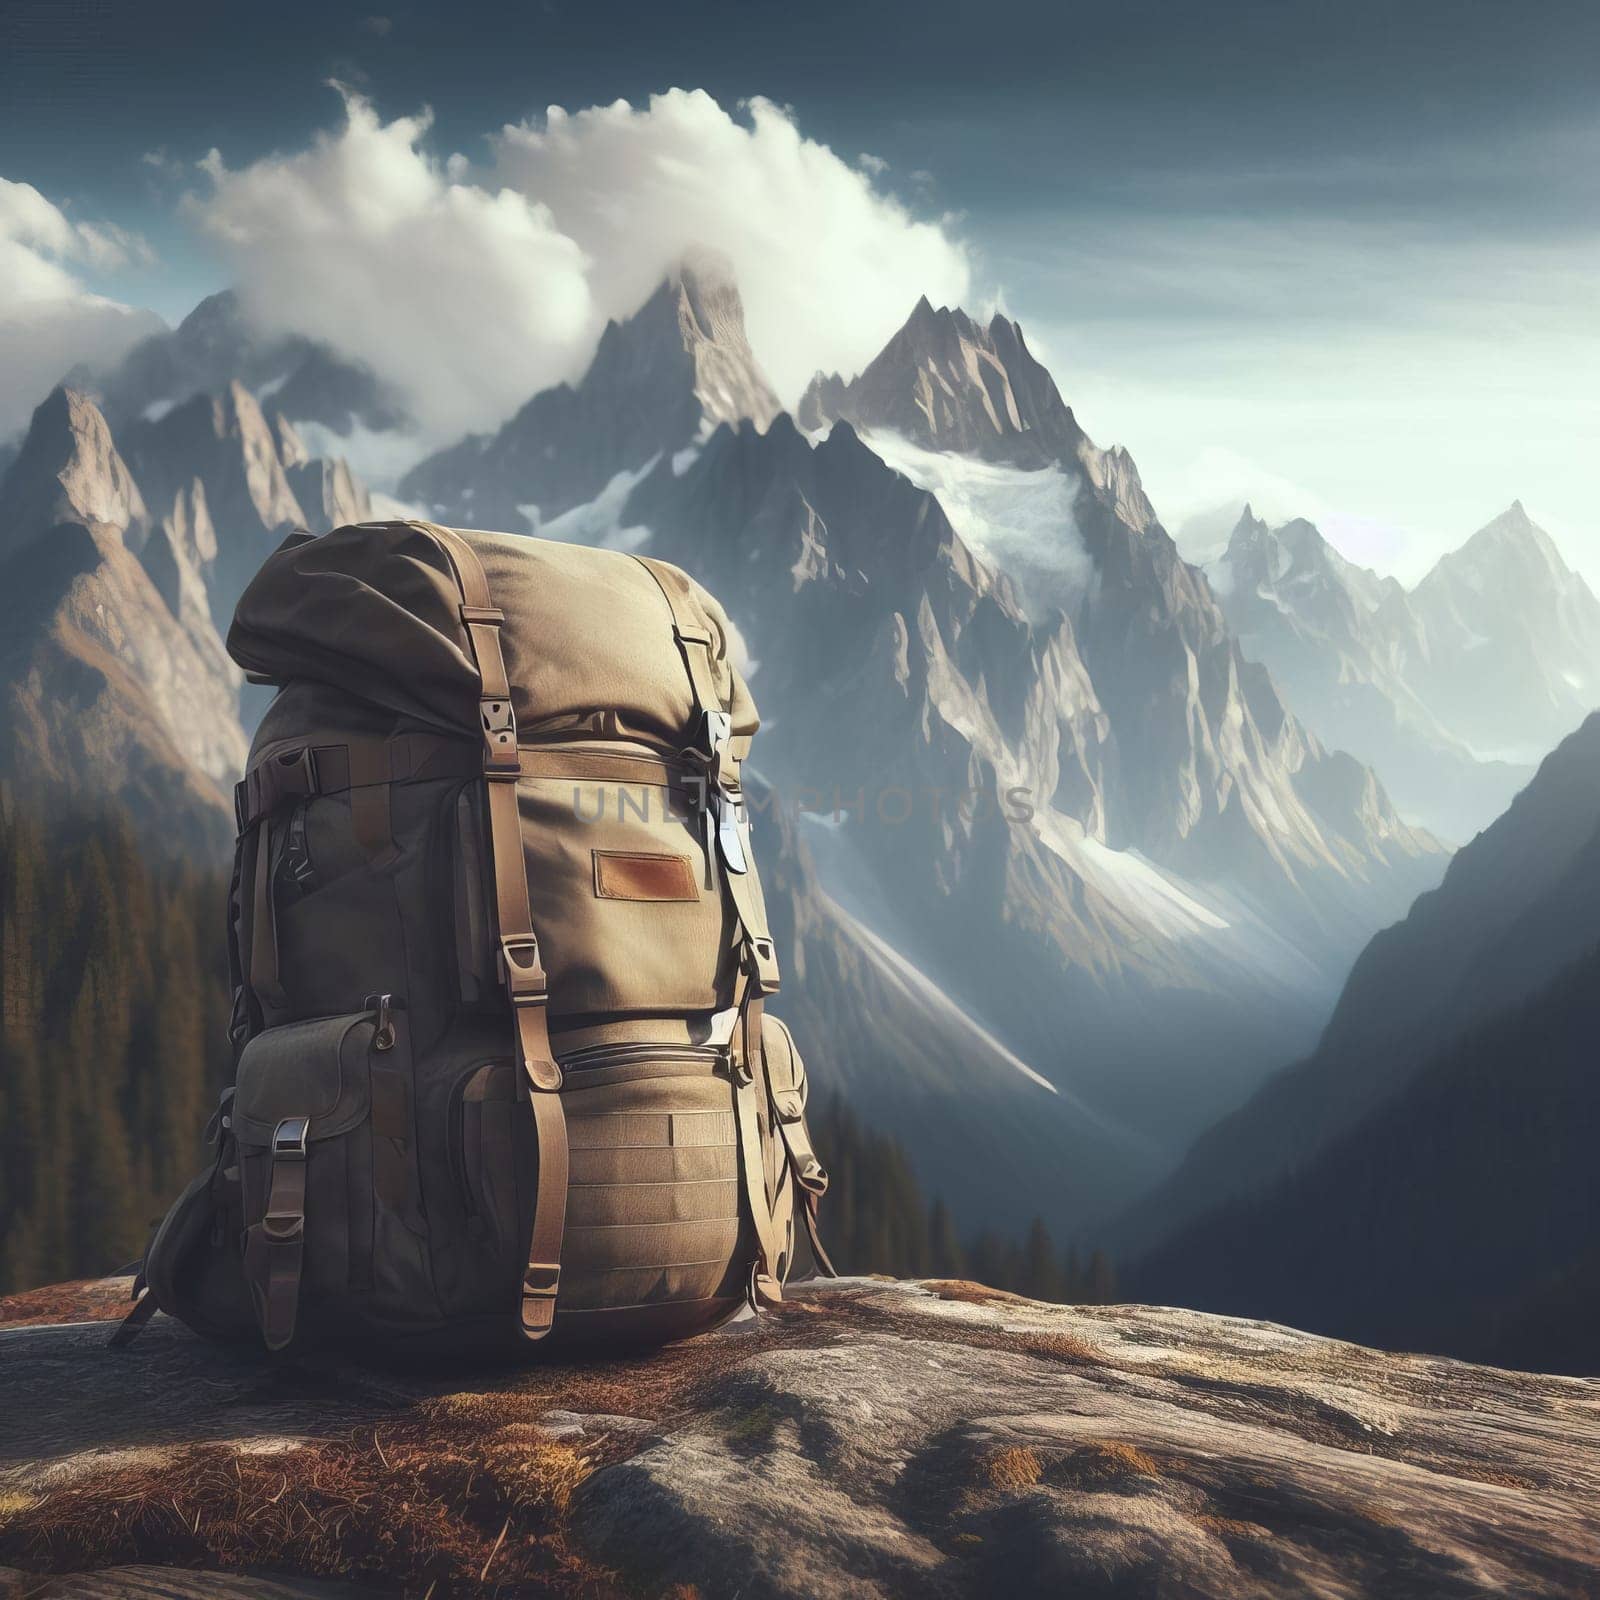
left=247, top=821, right=286, bottom=1013
left=235, top=734, right=480, bottom=830
left=108, top=1287, right=160, bottom=1349
left=769, top=1090, right=837, bottom=1279
left=411, top=522, right=567, bottom=1340
left=731, top=989, right=784, bottom=1307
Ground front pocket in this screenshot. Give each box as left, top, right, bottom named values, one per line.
left=558, top=1060, right=748, bottom=1315
left=233, top=1004, right=431, bottom=1348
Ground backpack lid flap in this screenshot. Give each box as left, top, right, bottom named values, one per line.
left=228, top=521, right=758, bottom=752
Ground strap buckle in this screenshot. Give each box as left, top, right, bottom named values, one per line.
left=272, top=1116, right=310, bottom=1159
left=499, top=936, right=548, bottom=1000
left=745, top=936, right=781, bottom=996
left=690, top=709, right=732, bottom=769
left=522, top=1262, right=561, bottom=1298
left=481, top=696, right=519, bottom=776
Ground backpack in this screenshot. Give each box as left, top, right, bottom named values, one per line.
left=116, top=520, right=833, bottom=1358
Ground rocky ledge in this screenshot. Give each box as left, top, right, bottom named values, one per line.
left=2, top=1277, right=1597, bottom=1598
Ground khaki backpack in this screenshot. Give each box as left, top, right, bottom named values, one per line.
left=117, top=520, right=833, bottom=1357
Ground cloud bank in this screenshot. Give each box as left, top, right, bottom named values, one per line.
left=190, top=88, right=971, bottom=441
left=0, top=178, right=162, bottom=441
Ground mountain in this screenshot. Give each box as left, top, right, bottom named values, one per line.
left=1121, top=711, right=1600, bottom=1253
left=0, top=367, right=375, bottom=849
left=1132, top=933, right=1600, bottom=1372
left=85, top=289, right=408, bottom=444
left=401, top=257, right=781, bottom=530
left=0, top=390, right=247, bottom=851
left=795, top=301, right=1440, bottom=922
left=120, top=380, right=371, bottom=635
left=1210, top=507, right=1530, bottom=840
left=548, top=293, right=1446, bottom=1208
left=1409, top=501, right=1600, bottom=761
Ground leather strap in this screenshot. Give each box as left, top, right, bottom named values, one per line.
left=243, top=1116, right=309, bottom=1351
left=410, top=522, right=567, bottom=1340
left=517, top=746, right=694, bottom=789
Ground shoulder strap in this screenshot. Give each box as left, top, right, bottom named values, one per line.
left=631, top=554, right=780, bottom=994
left=412, top=522, right=568, bottom=1340
left=632, top=553, right=785, bottom=1306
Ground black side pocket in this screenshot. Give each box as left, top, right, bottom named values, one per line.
left=233, top=1007, right=431, bottom=1349
left=140, top=1135, right=253, bottom=1344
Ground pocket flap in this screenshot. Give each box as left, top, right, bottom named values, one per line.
left=233, top=1012, right=375, bottom=1145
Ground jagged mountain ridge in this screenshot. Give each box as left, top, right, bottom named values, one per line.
left=400, top=258, right=781, bottom=530
left=794, top=298, right=1439, bottom=910
left=0, top=380, right=373, bottom=850
left=1210, top=506, right=1533, bottom=840
left=0, top=391, right=246, bottom=851
left=121, top=380, right=371, bottom=635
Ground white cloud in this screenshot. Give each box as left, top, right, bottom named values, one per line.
left=489, top=92, right=969, bottom=403
left=187, top=87, right=972, bottom=442
left=0, top=178, right=163, bottom=441
left=190, top=90, right=594, bottom=441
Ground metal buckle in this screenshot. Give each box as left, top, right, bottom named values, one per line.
left=481, top=696, right=519, bottom=775
left=522, top=1263, right=561, bottom=1298
left=272, top=1116, right=310, bottom=1159
left=717, top=788, right=749, bottom=874
left=693, top=709, right=732, bottom=766
left=499, top=936, right=547, bottom=999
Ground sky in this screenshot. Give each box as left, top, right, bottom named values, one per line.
left=1, top=0, right=1596, bottom=585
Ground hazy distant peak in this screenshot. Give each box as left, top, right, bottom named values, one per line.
left=1452, top=501, right=1565, bottom=574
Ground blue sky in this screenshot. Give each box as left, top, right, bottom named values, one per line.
left=2, top=0, right=1596, bottom=580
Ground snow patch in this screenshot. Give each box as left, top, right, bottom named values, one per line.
left=860, top=428, right=1094, bottom=617
left=536, top=458, right=657, bottom=552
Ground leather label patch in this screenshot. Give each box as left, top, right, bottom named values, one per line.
left=592, top=849, right=699, bottom=903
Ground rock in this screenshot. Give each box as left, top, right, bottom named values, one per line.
left=3, top=1278, right=1597, bottom=1597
